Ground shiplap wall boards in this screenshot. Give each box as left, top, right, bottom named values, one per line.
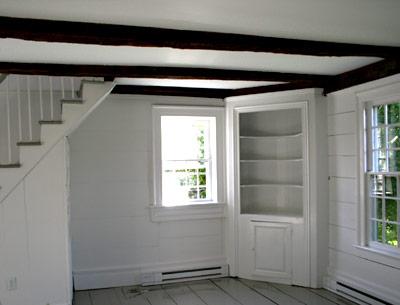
left=69, top=95, right=226, bottom=290
left=69, top=76, right=400, bottom=302
left=2, top=72, right=400, bottom=305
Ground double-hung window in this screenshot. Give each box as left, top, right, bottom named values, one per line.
left=153, top=106, right=224, bottom=208
left=364, top=101, right=400, bottom=252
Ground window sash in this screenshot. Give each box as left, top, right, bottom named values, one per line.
left=162, top=159, right=212, bottom=202
left=365, top=101, right=400, bottom=250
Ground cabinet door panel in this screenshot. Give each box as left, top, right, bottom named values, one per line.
left=251, top=222, right=292, bottom=279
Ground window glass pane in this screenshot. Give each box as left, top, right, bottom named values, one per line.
left=188, top=172, right=197, bottom=186
left=199, top=174, right=206, bottom=186
left=385, top=223, right=398, bottom=247
left=371, top=197, right=383, bottom=219
left=371, top=220, right=383, bottom=242
left=388, top=150, right=400, bottom=172
left=371, top=127, right=385, bottom=149
left=188, top=188, right=198, bottom=199
left=386, top=199, right=397, bottom=222
left=161, top=116, right=211, bottom=160
left=372, top=105, right=385, bottom=126
left=388, top=103, right=400, bottom=125
left=385, top=176, right=397, bottom=197
left=162, top=160, right=209, bottom=205
left=199, top=187, right=207, bottom=199
left=370, top=175, right=383, bottom=196
left=373, top=150, right=387, bottom=172
left=388, top=127, right=400, bottom=148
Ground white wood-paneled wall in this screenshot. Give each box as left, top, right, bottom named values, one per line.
left=326, top=75, right=400, bottom=303
left=69, top=95, right=227, bottom=290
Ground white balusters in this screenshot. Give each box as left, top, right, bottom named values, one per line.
left=61, top=77, right=65, bottom=99
left=70, top=77, right=75, bottom=99
left=0, top=74, right=86, bottom=166
left=27, top=76, right=33, bottom=141
left=49, top=76, right=54, bottom=120
left=17, top=76, right=22, bottom=141
left=39, top=76, right=44, bottom=120
left=6, top=77, right=12, bottom=164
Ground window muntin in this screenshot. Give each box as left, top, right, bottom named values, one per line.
left=160, top=116, right=215, bottom=206
left=366, top=102, right=400, bottom=249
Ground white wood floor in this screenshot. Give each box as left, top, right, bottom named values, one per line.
left=73, top=278, right=358, bottom=305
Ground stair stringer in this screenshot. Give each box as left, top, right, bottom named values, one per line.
left=0, top=80, right=116, bottom=204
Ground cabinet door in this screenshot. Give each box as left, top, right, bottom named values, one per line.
left=250, top=221, right=292, bottom=280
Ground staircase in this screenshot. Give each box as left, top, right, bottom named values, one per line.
left=0, top=74, right=115, bottom=203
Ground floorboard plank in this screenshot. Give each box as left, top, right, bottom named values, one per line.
left=309, top=288, right=357, bottom=305
left=187, top=280, right=242, bottom=305
left=270, top=283, right=337, bottom=305
left=90, top=289, right=121, bottom=305
left=76, top=278, right=358, bottom=305
left=163, top=283, right=207, bottom=305
left=143, top=288, right=178, bottom=305
left=239, top=279, right=303, bottom=305
left=212, top=278, right=276, bottom=305
left=73, top=291, right=93, bottom=305
left=114, top=287, right=151, bottom=305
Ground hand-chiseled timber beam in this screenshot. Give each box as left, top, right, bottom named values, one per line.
left=324, top=58, right=400, bottom=94
left=0, top=16, right=399, bottom=58
left=230, top=80, right=321, bottom=97
left=112, top=85, right=232, bottom=98
left=111, top=80, right=325, bottom=98
left=0, top=62, right=332, bottom=83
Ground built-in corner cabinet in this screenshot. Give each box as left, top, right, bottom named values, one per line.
left=226, top=89, right=328, bottom=288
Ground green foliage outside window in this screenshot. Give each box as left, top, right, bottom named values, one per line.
left=370, top=102, right=400, bottom=248
left=171, top=124, right=208, bottom=200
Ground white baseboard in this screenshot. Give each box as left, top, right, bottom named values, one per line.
left=73, top=256, right=227, bottom=290
left=324, top=270, right=400, bottom=305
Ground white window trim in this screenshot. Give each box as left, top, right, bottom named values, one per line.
left=355, top=83, right=400, bottom=266
left=151, top=105, right=226, bottom=222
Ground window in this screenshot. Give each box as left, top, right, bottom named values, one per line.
left=364, top=101, right=400, bottom=251
left=153, top=106, right=224, bottom=208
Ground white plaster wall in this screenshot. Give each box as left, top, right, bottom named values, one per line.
left=0, top=138, right=71, bottom=305
left=325, top=74, right=400, bottom=304
left=69, top=94, right=226, bottom=290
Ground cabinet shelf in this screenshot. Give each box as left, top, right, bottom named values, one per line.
left=240, top=133, right=302, bottom=139
left=240, top=183, right=303, bottom=188
left=240, top=158, right=302, bottom=162
left=244, top=210, right=303, bottom=220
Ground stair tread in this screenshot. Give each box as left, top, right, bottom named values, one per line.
left=39, top=120, right=63, bottom=124
left=0, top=163, right=21, bottom=168
left=17, top=141, right=42, bottom=146
left=61, top=98, right=84, bottom=104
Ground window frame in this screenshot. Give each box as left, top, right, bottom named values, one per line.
left=363, top=100, right=400, bottom=253
left=357, top=89, right=400, bottom=261
left=152, top=105, right=225, bottom=211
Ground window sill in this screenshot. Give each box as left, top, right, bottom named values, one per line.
left=353, top=245, right=400, bottom=269
left=150, top=203, right=226, bottom=222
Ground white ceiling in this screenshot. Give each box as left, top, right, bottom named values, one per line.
left=1, top=0, right=400, bottom=46
left=116, top=78, right=283, bottom=89
left=0, top=39, right=381, bottom=75
left=0, top=0, right=399, bottom=89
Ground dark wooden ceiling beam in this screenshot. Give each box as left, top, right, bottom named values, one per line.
left=0, top=62, right=332, bottom=83
left=230, top=80, right=320, bottom=97
left=324, top=58, right=400, bottom=94
left=111, top=80, right=324, bottom=98
left=0, top=16, right=398, bottom=58
left=112, top=85, right=232, bottom=98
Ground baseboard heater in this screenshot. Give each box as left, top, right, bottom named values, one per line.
left=336, top=282, right=391, bottom=305
left=141, top=265, right=228, bottom=286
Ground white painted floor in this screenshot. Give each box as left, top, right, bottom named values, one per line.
left=73, top=278, right=357, bottom=305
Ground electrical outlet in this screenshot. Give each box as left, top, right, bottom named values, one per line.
left=7, top=277, right=17, bottom=291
